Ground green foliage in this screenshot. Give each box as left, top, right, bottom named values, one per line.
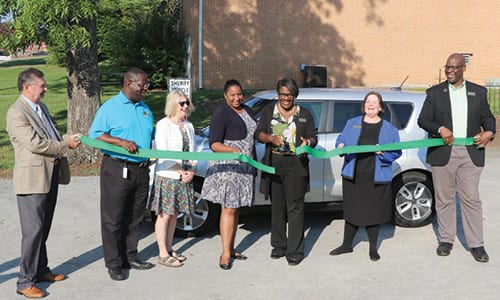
left=488, top=87, right=500, bottom=116
left=0, top=0, right=97, bottom=56
left=1, top=1, right=187, bottom=88
left=97, top=0, right=186, bottom=89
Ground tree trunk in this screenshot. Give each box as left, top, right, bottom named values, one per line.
left=66, top=14, right=101, bottom=164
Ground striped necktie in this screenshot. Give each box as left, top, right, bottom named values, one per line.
left=35, top=104, right=56, bottom=140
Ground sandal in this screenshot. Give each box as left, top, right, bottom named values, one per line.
left=169, top=250, right=187, bottom=263
left=158, top=256, right=183, bottom=268
left=231, top=252, right=248, bottom=260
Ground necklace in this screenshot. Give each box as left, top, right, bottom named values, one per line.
left=278, top=104, right=296, bottom=120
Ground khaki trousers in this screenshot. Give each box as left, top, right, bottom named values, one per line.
left=431, top=146, right=484, bottom=248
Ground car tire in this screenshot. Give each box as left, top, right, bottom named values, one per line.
left=392, top=171, right=434, bottom=227
left=174, top=177, right=220, bottom=237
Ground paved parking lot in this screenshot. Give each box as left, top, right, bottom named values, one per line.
left=1, top=149, right=500, bottom=300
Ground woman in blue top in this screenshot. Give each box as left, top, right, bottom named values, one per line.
left=330, top=91, right=401, bottom=261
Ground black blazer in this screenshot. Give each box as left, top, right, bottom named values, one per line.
left=417, top=80, right=496, bottom=167
left=255, top=104, right=317, bottom=197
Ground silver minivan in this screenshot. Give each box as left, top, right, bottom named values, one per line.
left=174, top=88, right=434, bottom=236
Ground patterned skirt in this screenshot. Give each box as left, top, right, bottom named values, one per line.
left=150, top=175, right=194, bottom=215
left=200, top=161, right=255, bottom=208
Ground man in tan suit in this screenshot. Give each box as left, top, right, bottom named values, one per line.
left=6, top=68, right=80, bottom=298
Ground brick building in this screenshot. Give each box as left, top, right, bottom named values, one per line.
left=182, top=0, right=500, bottom=90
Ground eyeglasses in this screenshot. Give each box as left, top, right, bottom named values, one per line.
left=30, top=83, right=47, bottom=89
left=443, top=64, right=464, bottom=71
left=179, top=100, right=190, bottom=107
left=131, top=81, right=150, bottom=89
left=278, top=93, right=294, bottom=99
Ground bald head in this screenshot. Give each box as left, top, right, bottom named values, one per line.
left=122, top=67, right=148, bottom=102
left=444, top=53, right=466, bottom=87
left=447, top=53, right=465, bottom=65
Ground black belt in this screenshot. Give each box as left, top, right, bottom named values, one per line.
left=104, top=154, right=151, bottom=168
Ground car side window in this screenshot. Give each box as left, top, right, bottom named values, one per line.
left=333, top=101, right=362, bottom=133
left=245, top=98, right=276, bottom=118
left=388, top=103, right=413, bottom=129
left=382, top=105, right=392, bottom=124
left=296, top=101, right=324, bottom=131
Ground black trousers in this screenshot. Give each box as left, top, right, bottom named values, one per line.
left=100, top=156, right=150, bottom=268
left=16, top=166, right=59, bottom=290
left=270, top=154, right=307, bottom=260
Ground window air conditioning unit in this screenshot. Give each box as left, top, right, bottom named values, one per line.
left=302, top=65, right=327, bottom=88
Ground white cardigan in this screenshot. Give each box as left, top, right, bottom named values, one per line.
left=154, top=117, right=195, bottom=179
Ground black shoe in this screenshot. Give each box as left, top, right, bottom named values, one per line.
left=270, top=253, right=285, bottom=259
left=471, top=246, right=489, bottom=263
left=128, top=259, right=155, bottom=270
left=108, top=267, right=125, bottom=281
left=329, top=246, right=353, bottom=256
left=369, top=251, right=380, bottom=262
left=231, top=252, right=248, bottom=260
left=436, top=242, right=453, bottom=256
left=219, top=256, right=232, bottom=270
left=287, top=258, right=303, bottom=266
left=270, top=248, right=285, bottom=259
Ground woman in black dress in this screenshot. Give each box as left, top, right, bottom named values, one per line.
left=330, top=91, right=401, bottom=261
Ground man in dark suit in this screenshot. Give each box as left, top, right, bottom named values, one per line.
left=418, top=53, right=496, bottom=263
left=6, top=68, right=81, bottom=298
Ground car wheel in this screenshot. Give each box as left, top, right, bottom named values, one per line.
left=175, top=177, right=220, bottom=237
left=392, top=171, right=434, bottom=227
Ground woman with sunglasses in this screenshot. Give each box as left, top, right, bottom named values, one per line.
left=201, top=79, right=257, bottom=270
left=150, top=89, right=196, bottom=268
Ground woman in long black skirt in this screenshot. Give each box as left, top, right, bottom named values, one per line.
left=330, top=91, right=401, bottom=261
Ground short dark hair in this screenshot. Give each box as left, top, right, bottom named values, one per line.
left=361, top=91, right=385, bottom=115
left=18, top=68, right=44, bottom=91
left=123, top=67, right=147, bottom=84
left=224, top=79, right=243, bottom=94
left=276, top=77, right=299, bottom=98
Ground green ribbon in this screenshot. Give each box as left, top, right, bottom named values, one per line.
left=295, top=137, right=475, bottom=158
left=80, top=135, right=476, bottom=174
left=79, top=135, right=276, bottom=174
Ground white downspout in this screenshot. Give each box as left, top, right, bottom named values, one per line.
left=198, top=0, right=203, bottom=89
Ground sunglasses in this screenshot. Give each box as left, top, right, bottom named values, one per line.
left=179, top=100, right=190, bottom=107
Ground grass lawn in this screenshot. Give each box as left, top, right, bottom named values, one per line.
left=0, top=56, right=258, bottom=174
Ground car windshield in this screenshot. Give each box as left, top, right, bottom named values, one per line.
left=243, top=96, right=276, bottom=118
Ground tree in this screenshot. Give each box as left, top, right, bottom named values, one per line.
left=0, top=0, right=101, bottom=164
left=97, top=0, right=186, bottom=89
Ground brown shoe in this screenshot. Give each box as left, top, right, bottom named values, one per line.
left=36, top=272, right=66, bottom=282
left=16, top=285, right=46, bottom=298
